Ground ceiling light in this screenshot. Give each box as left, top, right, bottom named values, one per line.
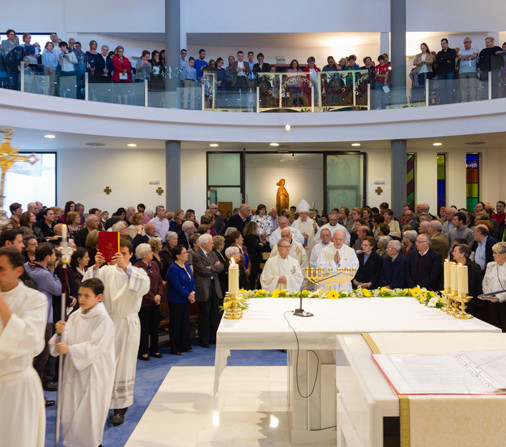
left=270, top=143, right=280, bottom=147
left=127, top=143, right=137, bottom=147
left=284, top=124, right=291, bottom=132
left=351, top=143, right=361, bottom=147
left=209, top=143, right=219, bottom=147
left=44, top=134, right=55, bottom=139
left=432, top=142, right=442, bottom=147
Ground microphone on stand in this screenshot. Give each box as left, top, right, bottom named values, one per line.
left=293, top=290, right=313, bottom=317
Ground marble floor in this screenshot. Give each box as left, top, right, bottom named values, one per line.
left=125, top=365, right=335, bottom=447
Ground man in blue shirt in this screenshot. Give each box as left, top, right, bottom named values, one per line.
left=473, top=225, right=498, bottom=271
left=194, top=48, right=208, bottom=81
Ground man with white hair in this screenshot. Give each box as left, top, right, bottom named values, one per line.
left=405, top=233, right=442, bottom=291
left=178, top=220, right=196, bottom=249
left=27, top=202, right=38, bottom=214
left=427, top=220, right=449, bottom=261
left=310, top=228, right=332, bottom=268
left=126, top=206, right=136, bottom=224
left=380, top=240, right=407, bottom=288
left=315, top=210, right=351, bottom=246
left=192, top=234, right=224, bottom=348
left=269, top=228, right=308, bottom=270
left=149, top=205, right=170, bottom=239
left=442, top=206, right=457, bottom=237
left=260, top=238, right=304, bottom=292
left=268, top=215, right=304, bottom=247
left=74, top=213, right=100, bottom=247
left=291, top=199, right=318, bottom=259
left=317, top=230, right=359, bottom=291
left=111, top=221, right=131, bottom=241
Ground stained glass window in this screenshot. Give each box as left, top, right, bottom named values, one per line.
left=437, top=154, right=446, bottom=208
left=466, top=153, right=480, bottom=211
left=406, top=153, right=415, bottom=209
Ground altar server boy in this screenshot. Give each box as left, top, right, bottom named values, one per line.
left=49, top=278, right=115, bottom=447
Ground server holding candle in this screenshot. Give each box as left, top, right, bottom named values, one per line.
left=452, top=244, right=483, bottom=317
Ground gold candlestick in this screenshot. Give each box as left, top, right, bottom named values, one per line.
left=223, top=291, right=245, bottom=320
left=305, top=267, right=356, bottom=291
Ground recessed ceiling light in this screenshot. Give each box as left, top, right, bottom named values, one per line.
left=127, top=143, right=137, bottom=147
left=433, top=142, right=442, bottom=146
left=44, top=134, right=55, bottom=139
left=351, top=143, right=361, bottom=147
left=284, top=124, right=291, bottom=132
left=209, top=143, right=219, bottom=147
left=270, top=143, right=280, bottom=147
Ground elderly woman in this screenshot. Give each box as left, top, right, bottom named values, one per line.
left=22, top=235, right=37, bottom=262
left=453, top=244, right=483, bottom=317
left=483, top=242, right=506, bottom=331
left=402, top=230, right=418, bottom=257
left=377, top=235, right=392, bottom=258
left=213, top=235, right=228, bottom=294
left=353, top=236, right=382, bottom=289
left=380, top=240, right=407, bottom=289
left=166, top=245, right=196, bottom=355
left=134, top=243, right=164, bottom=360
left=160, top=231, right=178, bottom=278
left=251, top=204, right=273, bottom=242
left=127, top=212, right=145, bottom=239
left=225, top=246, right=248, bottom=289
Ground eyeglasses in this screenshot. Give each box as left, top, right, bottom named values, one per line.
left=279, top=245, right=290, bottom=249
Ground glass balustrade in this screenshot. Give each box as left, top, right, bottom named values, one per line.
left=7, top=61, right=506, bottom=112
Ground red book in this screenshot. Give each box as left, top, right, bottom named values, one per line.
left=98, top=232, right=120, bottom=263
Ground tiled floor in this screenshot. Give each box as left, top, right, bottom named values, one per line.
left=125, top=366, right=334, bottom=447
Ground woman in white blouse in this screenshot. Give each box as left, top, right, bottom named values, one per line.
left=482, top=242, right=506, bottom=331
left=251, top=204, right=273, bottom=243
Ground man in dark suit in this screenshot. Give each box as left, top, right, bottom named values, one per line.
left=472, top=225, right=498, bottom=271
left=399, top=209, right=419, bottom=231
left=226, top=204, right=251, bottom=234
left=74, top=214, right=100, bottom=247
left=380, top=240, right=407, bottom=289
left=405, top=234, right=442, bottom=291
left=428, top=220, right=450, bottom=261
left=177, top=221, right=196, bottom=249
left=229, top=50, right=252, bottom=92
left=253, top=52, right=271, bottom=76
left=192, top=234, right=224, bottom=348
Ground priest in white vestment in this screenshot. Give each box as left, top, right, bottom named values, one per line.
left=315, top=210, right=351, bottom=246
left=317, top=230, right=359, bottom=291
left=291, top=199, right=318, bottom=261
left=49, top=279, right=115, bottom=447
left=310, top=228, right=332, bottom=268
left=268, top=215, right=304, bottom=247
left=269, top=228, right=308, bottom=270
left=261, top=238, right=304, bottom=292
left=0, top=248, right=47, bottom=447
left=83, top=240, right=149, bottom=425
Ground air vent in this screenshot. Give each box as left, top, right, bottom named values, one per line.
left=85, top=142, right=106, bottom=147
left=465, top=141, right=485, bottom=146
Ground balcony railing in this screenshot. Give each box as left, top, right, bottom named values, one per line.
left=8, top=62, right=506, bottom=112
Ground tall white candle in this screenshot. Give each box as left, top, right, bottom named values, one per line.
left=228, top=257, right=239, bottom=297
left=457, top=264, right=468, bottom=296
left=61, top=224, right=68, bottom=242
left=444, top=259, right=451, bottom=292
left=450, top=262, right=458, bottom=294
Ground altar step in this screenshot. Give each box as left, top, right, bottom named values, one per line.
left=125, top=365, right=334, bottom=447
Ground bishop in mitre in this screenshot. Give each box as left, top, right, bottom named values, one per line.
left=261, top=238, right=304, bottom=292
left=291, top=199, right=318, bottom=260
left=83, top=240, right=150, bottom=426
left=269, top=228, right=308, bottom=270
left=317, top=230, right=359, bottom=291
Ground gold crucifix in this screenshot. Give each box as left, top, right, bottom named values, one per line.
left=375, top=186, right=383, bottom=195
left=104, top=186, right=112, bottom=195
left=156, top=187, right=164, bottom=196
left=0, top=127, right=38, bottom=213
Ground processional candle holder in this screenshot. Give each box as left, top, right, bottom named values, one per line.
left=223, top=291, right=244, bottom=320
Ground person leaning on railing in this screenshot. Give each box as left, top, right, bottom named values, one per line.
left=373, top=54, right=391, bottom=109
left=42, top=42, right=59, bottom=95
left=135, top=50, right=153, bottom=82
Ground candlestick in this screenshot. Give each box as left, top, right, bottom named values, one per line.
left=444, top=259, right=451, bottom=292
left=457, top=263, right=468, bottom=296
left=228, top=257, right=239, bottom=297
left=61, top=224, right=67, bottom=242
left=450, top=262, right=458, bottom=294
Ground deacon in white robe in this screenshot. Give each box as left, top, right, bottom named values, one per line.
left=83, top=243, right=149, bottom=414
left=269, top=228, right=308, bottom=270
left=268, top=215, right=304, bottom=247
left=49, top=301, right=115, bottom=447
left=0, top=253, right=47, bottom=447
left=291, top=199, right=318, bottom=261
left=317, top=230, right=359, bottom=291
left=310, top=228, right=333, bottom=268
left=261, top=238, right=304, bottom=292
left=315, top=210, right=351, bottom=246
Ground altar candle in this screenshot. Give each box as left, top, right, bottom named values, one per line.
left=457, top=264, right=468, bottom=296
left=61, top=224, right=67, bottom=242
left=450, top=262, right=458, bottom=294
left=444, top=259, right=451, bottom=292
left=228, top=257, right=239, bottom=297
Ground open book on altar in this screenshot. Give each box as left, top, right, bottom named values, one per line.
left=372, top=350, right=506, bottom=395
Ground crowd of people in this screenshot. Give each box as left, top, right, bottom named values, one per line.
left=2, top=197, right=506, bottom=445
left=2, top=30, right=506, bottom=108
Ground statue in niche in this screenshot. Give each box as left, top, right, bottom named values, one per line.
left=276, top=179, right=289, bottom=216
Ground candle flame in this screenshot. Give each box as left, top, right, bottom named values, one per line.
left=230, top=257, right=236, bottom=267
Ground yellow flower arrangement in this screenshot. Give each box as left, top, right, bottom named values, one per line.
left=363, top=289, right=371, bottom=297
left=272, top=289, right=280, bottom=298
left=327, top=290, right=339, bottom=299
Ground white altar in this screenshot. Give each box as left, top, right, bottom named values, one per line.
left=215, top=298, right=498, bottom=444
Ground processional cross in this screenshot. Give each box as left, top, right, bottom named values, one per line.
left=0, top=127, right=38, bottom=224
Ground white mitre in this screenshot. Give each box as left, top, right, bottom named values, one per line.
left=297, top=199, right=310, bottom=213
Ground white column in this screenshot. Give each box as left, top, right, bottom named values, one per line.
left=415, top=150, right=438, bottom=212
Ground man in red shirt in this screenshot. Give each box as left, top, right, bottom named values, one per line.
left=374, top=54, right=391, bottom=109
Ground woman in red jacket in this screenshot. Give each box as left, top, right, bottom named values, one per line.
left=302, top=56, right=321, bottom=107
left=112, top=46, right=132, bottom=82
